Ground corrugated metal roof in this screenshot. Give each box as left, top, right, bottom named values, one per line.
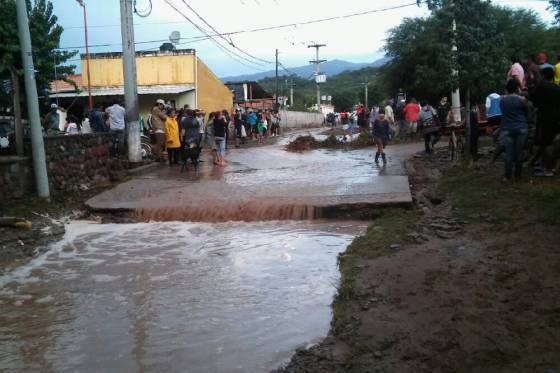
left=49, top=84, right=195, bottom=98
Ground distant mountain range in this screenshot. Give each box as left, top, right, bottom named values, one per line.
left=221, top=57, right=390, bottom=83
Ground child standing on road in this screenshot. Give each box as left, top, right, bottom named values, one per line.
left=372, top=109, right=390, bottom=165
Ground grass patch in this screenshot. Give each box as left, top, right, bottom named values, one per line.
left=438, top=164, right=560, bottom=225
left=332, top=208, right=420, bottom=333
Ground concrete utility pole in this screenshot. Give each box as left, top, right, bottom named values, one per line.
left=362, top=80, right=369, bottom=108
left=16, top=0, right=50, bottom=198
left=308, top=43, right=326, bottom=111
left=120, top=0, right=142, bottom=163
left=76, top=0, right=93, bottom=111
left=275, top=49, right=279, bottom=110
left=290, top=78, right=295, bottom=108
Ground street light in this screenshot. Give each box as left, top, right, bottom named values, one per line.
left=76, top=0, right=93, bottom=111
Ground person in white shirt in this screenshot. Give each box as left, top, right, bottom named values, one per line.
left=384, top=101, right=395, bottom=138
left=81, top=111, right=92, bottom=134
left=105, top=101, right=126, bottom=132
left=66, top=115, right=80, bottom=135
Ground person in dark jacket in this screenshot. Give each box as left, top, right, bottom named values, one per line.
left=213, top=111, right=228, bottom=166
left=180, top=110, right=200, bottom=145
left=89, top=105, right=106, bottom=133
left=532, top=65, right=560, bottom=176
left=372, top=109, right=390, bottom=165
left=44, top=103, right=60, bottom=136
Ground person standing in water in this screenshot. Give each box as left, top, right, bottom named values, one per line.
left=372, top=109, right=390, bottom=165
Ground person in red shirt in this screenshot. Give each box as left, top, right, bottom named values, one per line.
left=403, top=98, right=420, bottom=139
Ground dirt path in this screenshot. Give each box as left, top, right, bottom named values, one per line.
left=278, top=146, right=560, bottom=372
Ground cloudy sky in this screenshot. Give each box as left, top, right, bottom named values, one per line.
left=52, top=0, right=554, bottom=78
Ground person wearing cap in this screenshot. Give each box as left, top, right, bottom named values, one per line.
left=44, top=103, right=60, bottom=136
left=151, top=99, right=168, bottom=161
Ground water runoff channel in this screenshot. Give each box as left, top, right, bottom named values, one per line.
left=0, top=131, right=416, bottom=372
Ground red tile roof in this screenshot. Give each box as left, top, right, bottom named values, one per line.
left=50, top=74, right=83, bottom=93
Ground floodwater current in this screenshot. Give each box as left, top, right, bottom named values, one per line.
left=0, top=220, right=366, bottom=372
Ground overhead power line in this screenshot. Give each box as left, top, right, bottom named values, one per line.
left=59, top=2, right=420, bottom=51
left=163, top=0, right=267, bottom=70
left=178, top=0, right=272, bottom=64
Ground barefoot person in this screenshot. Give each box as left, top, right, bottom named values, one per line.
left=372, top=109, right=390, bottom=165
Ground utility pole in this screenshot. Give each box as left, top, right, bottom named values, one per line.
left=76, top=0, right=93, bottom=111
left=16, top=0, right=50, bottom=198
left=308, top=43, right=326, bottom=111
left=120, top=0, right=142, bottom=163
left=290, top=78, right=295, bottom=108
left=275, top=49, right=279, bottom=110
left=362, top=80, right=369, bottom=108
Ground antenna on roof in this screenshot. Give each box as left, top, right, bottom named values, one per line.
left=169, top=31, right=181, bottom=45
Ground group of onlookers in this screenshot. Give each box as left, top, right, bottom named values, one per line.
left=146, top=100, right=282, bottom=168
left=496, top=53, right=560, bottom=179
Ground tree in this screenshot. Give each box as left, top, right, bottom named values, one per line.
left=550, top=0, right=560, bottom=24
left=0, top=0, right=76, bottom=109
left=332, top=90, right=356, bottom=112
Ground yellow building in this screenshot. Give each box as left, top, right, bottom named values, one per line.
left=50, top=49, right=233, bottom=120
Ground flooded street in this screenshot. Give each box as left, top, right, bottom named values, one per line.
left=0, top=220, right=365, bottom=372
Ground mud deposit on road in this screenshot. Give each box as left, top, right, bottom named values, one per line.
left=0, top=220, right=366, bottom=372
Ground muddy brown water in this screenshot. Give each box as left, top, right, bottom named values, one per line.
left=0, top=220, right=366, bottom=372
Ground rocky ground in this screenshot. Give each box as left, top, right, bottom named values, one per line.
left=278, top=144, right=560, bottom=372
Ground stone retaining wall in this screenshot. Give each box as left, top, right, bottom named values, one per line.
left=0, top=156, right=34, bottom=199
left=0, top=133, right=128, bottom=199
left=42, top=134, right=128, bottom=193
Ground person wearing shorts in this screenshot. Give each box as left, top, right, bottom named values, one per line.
left=213, top=111, right=227, bottom=166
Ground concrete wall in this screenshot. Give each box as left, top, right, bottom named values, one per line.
left=280, top=110, right=325, bottom=129
left=83, top=53, right=196, bottom=87
left=196, top=58, right=233, bottom=117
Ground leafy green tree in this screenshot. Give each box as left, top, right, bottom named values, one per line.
left=550, top=0, right=560, bottom=24
left=0, top=0, right=76, bottom=111
left=332, top=90, right=356, bottom=112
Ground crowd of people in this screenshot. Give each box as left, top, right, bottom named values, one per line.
left=40, top=98, right=283, bottom=169
left=147, top=100, right=282, bottom=167
left=328, top=52, right=560, bottom=180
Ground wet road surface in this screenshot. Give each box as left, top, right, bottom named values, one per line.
left=86, top=132, right=422, bottom=218
left=0, top=221, right=366, bottom=372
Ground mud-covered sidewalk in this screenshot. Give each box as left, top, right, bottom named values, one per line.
left=279, top=146, right=560, bottom=372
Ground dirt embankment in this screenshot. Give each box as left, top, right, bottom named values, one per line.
left=278, top=145, right=560, bottom=372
